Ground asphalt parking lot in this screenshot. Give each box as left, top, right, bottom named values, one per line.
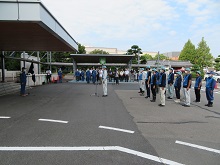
left=0, top=82, right=219, bottom=165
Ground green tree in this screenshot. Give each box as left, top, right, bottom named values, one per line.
left=140, top=54, right=153, bottom=64
left=214, top=55, right=220, bottom=71
left=153, top=54, right=169, bottom=60
left=179, top=39, right=196, bottom=63
left=90, top=49, right=109, bottom=54
left=78, top=43, right=86, bottom=54
left=126, top=45, right=142, bottom=64
left=195, top=37, right=213, bottom=68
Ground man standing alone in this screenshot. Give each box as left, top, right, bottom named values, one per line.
left=20, top=67, right=27, bottom=97
left=102, top=66, right=108, bottom=97
left=158, top=67, right=166, bottom=107
left=182, top=68, right=192, bottom=107
left=167, top=68, right=174, bottom=99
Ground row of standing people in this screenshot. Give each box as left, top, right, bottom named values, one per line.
left=138, top=66, right=216, bottom=107
left=75, top=68, right=132, bottom=84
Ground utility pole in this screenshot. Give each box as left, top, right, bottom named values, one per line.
left=138, top=50, right=140, bottom=70
left=157, top=51, right=160, bottom=70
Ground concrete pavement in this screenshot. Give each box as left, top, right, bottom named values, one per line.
left=0, top=82, right=219, bottom=165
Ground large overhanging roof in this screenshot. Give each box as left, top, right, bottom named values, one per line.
left=70, top=54, right=134, bottom=64
left=0, top=0, right=78, bottom=51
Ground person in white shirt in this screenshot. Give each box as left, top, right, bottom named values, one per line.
left=124, top=69, right=129, bottom=82
left=102, top=66, right=108, bottom=97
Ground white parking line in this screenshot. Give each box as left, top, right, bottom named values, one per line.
left=0, top=116, right=11, bottom=119
left=38, top=119, right=68, bottom=124
left=99, top=125, right=135, bottom=134
left=176, top=140, right=220, bottom=154
left=0, top=146, right=184, bottom=165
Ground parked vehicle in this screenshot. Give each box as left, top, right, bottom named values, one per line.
left=204, top=72, right=220, bottom=83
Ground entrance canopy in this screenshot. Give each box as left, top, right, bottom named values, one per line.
left=70, top=54, right=134, bottom=66
left=0, top=0, right=78, bottom=51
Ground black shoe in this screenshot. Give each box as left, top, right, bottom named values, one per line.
left=145, top=96, right=149, bottom=98
left=183, top=104, right=190, bottom=107
left=208, top=104, right=213, bottom=107
left=102, top=95, right=107, bottom=97
left=205, top=104, right=209, bottom=106
left=158, top=104, right=165, bottom=107
left=168, top=97, right=173, bottom=99
left=150, top=100, right=155, bottom=102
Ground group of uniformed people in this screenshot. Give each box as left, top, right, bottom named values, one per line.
left=138, top=66, right=216, bottom=107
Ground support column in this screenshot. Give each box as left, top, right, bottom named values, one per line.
left=1, top=51, right=5, bottom=82
left=23, top=51, right=25, bottom=67
left=37, top=51, right=40, bottom=74
left=49, top=52, right=52, bottom=71
left=73, top=58, right=77, bottom=75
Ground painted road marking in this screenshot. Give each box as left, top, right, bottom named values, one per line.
left=0, top=116, right=11, bottom=119
left=0, top=146, right=184, bottom=165
left=176, top=140, right=220, bottom=154
left=99, top=125, right=135, bottom=134
left=38, top=119, right=68, bottom=124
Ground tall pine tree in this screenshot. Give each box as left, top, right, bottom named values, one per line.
left=195, top=37, right=213, bottom=68
left=179, top=39, right=196, bottom=63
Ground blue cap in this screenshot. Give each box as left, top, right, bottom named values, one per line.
left=185, top=68, right=191, bottom=71
left=140, top=68, right=144, bottom=71
left=161, top=67, right=166, bottom=71
left=146, top=66, right=150, bottom=69
left=177, top=71, right=182, bottom=75
left=196, top=71, right=201, bottom=75
left=152, top=68, right=156, bottom=71
left=102, top=65, right=106, bottom=68
left=169, top=68, right=174, bottom=71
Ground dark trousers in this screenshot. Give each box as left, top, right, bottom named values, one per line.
left=206, top=88, right=214, bottom=102
left=115, top=77, right=119, bottom=84
left=194, top=88, right=201, bottom=102
left=86, top=77, right=90, bottom=83
left=151, top=85, right=156, bottom=100
left=175, top=87, right=180, bottom=99
left=145, top=80, right=150, bottom=97
left=20, top=83, right=26, bottom=95
left=125, top=75, right=129, bottom=82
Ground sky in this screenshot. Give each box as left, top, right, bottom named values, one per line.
left=42, top=0, right=220, bottom=57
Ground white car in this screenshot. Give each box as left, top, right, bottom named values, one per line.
left=204, top=72, right=220, bottom=83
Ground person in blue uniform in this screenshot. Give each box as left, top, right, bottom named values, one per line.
left=158, top=67, right=166, bottom=107
left=145, top=66, right=151, bottom=99
left=20, top=67, right=27, bottom=97
left=150, top=68, right=157, bottom=102
left=92, top=68, right=97, bottom=84
left=194, top=71, right=202, bottom=103
left=182, top=68, right=192, bottom=107
left=86, top=69, right=91, bottom=83
left=167, top=68, right=174, bottom=99
left=75, top=69, right=80, bottom=81
left=81, top=69, right=85, bottom=81
left=205, top=71, right=216, bottom=107
left=155, top=70, right=160, bottom=94
left=58, top=68, right=62, bottom=83
left=174, top=71, right=182, bottom=103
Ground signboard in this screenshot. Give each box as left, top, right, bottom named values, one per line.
left=99, top=57, right=106, bottom=65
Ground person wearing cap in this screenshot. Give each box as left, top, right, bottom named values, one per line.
left=145, top=66, right=151, bottom=99
left=46, top=68, right=52, bottom=83
left=174, top=71, right=182, bottom=103
left=158, top=67, right=166, bottom=107
left=205, top=71, right=216, bottom=107
left=20, top=67, right=27, bottom=97
left=155, top=69, right=160, bottom=94
left=182, top=68, right=192, bottom=107
left=194, top=71, right=202, bottom=103
left=150, top=68, right=157, bottom=102
left=102, top=66, right=108, bottom=97
left=92, top=68, right=97, bottom=84
left=138, top=68, right=146, bottom=95
left=167, top=68, right=174, bottom=99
